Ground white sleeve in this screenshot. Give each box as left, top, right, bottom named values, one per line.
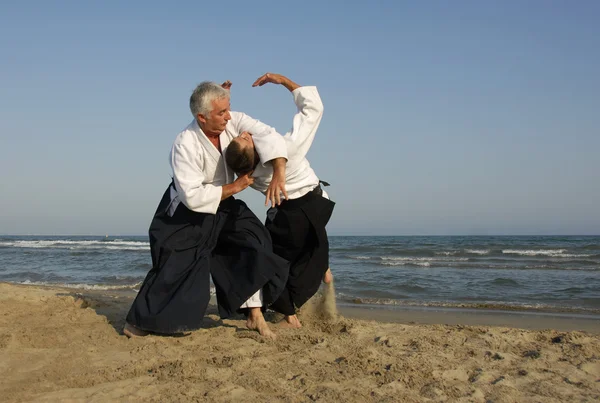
left=170, top=143, right=221, bottom=214
left=287, top=86, right=324, bottom=160
left=230, top=111, right=288, bottom=166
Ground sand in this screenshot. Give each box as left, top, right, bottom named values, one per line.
left=1, top=282, right=599, bottom=402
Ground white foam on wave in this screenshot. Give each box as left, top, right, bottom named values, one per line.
left=349, top=256, right=371, bottom=260
left=13, top=280, right=217, bottom=297
left=502, top=249, right=590, bottom=258
left=465, top=249, right=490, bottom=255
left=17, top=279, right=142, bottom=290
left=381, top=256, right=469, bottom=262
left=0, top=239, right=150, bottom=251
left=342, top=297, right=578, bottom=312
left=381, top=261, right=431, bottom=267
left=86, top=245, right=148, bottom=251
left=435, top=251, right=458, bottom=256
left=554, top=254, right=592, bottom=258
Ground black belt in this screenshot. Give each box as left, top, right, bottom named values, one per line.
left=314, top=180, right=330, bottom=197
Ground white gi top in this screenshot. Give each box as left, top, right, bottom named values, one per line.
left=250, top=86, right=324, bottom=200
left=168, top=112, right=288, bottom=216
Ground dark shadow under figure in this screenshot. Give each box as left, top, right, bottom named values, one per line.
left=56, top=291, right=239, bottom=336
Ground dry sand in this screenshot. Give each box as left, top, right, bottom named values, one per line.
left=1, top=281, right=599, bottom=402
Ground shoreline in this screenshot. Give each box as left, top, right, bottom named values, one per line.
left=339, top=303, right=600, bottom=333
left=3, top=281, right=600, bottom=333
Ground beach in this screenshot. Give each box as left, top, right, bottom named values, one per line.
left=1, top=282, right=599, bottom=402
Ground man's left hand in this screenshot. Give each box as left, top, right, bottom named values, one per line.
left=266, top=170, right=288, bottom=207
left=252, top=73, right=299, bottom=92
left=252, top=73, right=285, bottom=87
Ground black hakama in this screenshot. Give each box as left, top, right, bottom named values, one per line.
left=126, top=183, right=289, bottom=334
left=265, top=186, right=335, bottom=315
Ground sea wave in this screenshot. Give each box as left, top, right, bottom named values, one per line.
left=17, top=279, right=142, bottom=290
left=501, top=249, right=590, bottom=257
left=380, top=257, right=469, bottom=264
left=338, top=296, right=600, bottom=314
left=435, top=251, right=459, bottom=256
left=375, top=256, right=472, bottom=267
left=14, top=280, right=218, bottom=296
left=380, top=261, right=431, bottom=267
left=465, top=249, right=490, bottom=255
left=0, top=240, right=149, bottom=251
left=343, top=255, right=599, bottom=271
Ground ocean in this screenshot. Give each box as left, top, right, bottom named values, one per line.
left=1, top=235, right=599, bottom=315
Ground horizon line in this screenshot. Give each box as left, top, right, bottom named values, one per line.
left=1, top=234, right=599, bottom=237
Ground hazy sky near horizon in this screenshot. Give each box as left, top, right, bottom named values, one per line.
left=1, top=1, right=599, bottom=236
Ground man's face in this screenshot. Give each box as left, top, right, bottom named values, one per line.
left=198, top=97, right=231, bottom=135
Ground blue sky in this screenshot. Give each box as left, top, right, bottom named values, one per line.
left=1, top=1, right=598, bottom=235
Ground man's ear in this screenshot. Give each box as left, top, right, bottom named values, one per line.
left=197, top=113, right=207, bottom=124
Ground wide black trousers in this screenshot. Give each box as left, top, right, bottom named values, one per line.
left=126, top=184, right=289, bottom=334
left=266, top=187, right=335, bottom=315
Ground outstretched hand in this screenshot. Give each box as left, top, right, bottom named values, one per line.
left=252, top=73, right=287, bottom=87
left=252, top=73, right=299, bottom=92
left=265, top=170, right=288, bottom=207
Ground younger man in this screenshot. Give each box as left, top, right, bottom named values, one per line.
left=226, top=73, right=335, bottom=328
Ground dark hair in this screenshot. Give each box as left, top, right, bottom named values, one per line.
left=225, top=139, right=255, bottom=173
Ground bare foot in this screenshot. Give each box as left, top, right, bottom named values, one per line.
left=323, top=268, right=333, bottom=284
left=246, top=308, right=277, bottom=340
left=280, top=314, right=302, bottom=329
left=123, top=323, right=149, bottom=338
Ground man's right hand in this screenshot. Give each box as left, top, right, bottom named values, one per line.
left=221, top=172, right=254, bottom=200
left=234, top=171, right=254, bottom=192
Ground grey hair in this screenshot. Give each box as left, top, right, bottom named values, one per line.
left=189, top=81, right=230, bottom=118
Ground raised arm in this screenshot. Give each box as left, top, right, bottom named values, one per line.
left=286, top=87, right=323, bottom=160
left=252, top=73, right=324, bottom=161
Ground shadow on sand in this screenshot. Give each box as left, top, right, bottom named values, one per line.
left=56, top=290, right=241, bottom=336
